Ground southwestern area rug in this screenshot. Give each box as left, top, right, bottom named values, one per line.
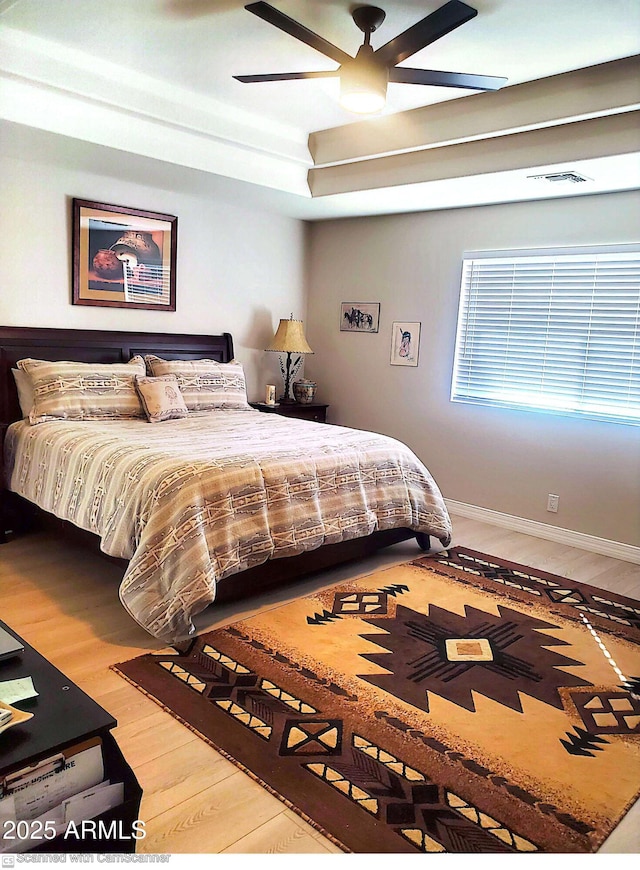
left=114, top=547, right=640, bottom=853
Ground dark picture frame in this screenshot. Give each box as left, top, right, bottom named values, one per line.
left=340, top=302, right=380, bottom=333
left=72, top=199, right=177, bottom=311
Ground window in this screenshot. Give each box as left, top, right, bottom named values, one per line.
left=451, top=245, right=640, bottom=425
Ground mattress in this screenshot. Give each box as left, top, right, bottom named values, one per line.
left=4, top=410, right=452, bottom=642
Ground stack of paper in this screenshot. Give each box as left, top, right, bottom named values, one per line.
left=0, top=739, right=124, bottom=853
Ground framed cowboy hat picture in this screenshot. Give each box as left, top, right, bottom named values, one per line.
left=72, top=199, right=177, bottom=310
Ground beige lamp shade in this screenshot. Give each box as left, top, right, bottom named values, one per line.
left=266, top=319, right=313, bottom=355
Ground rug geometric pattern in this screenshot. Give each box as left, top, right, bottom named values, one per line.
left=114, top=547, right=640, bottom=853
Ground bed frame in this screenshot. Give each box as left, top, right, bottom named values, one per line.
left=0, top=325, right=427, bottom=603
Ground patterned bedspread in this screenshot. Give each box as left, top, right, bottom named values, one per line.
left=4, top=411, right=452, bottom=642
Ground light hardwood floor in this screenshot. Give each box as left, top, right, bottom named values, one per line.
left=1, top=515, right=639, bottom=855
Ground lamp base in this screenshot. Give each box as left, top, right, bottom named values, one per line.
left=278, top=396, right=297, bottom=404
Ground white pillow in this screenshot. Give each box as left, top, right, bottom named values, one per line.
left=12, top=368, right=34, bottom=418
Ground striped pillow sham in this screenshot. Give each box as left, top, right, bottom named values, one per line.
left=18, top=356, right=146, bottom=424
left=144, top=356, right=251, bottom=411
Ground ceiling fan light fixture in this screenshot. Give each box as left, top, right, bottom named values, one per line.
left=339, top=81, right=387, bottom=114
left=236, top=3, right=507, bottom=111
left=339, top=48, right=388, bottom=114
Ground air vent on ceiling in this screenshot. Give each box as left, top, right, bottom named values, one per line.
left=528, top=172, right=592, bottom=183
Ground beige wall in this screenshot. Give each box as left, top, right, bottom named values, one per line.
left=0, top=143, right=306, bottom=399
left=305, top=192, right=640, bottom=546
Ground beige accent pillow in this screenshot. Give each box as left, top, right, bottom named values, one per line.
left=18, top=356, right=146, bottom=425
left=11, top=368, right=34, bottom=418
left=144, top=355, right=251, bottom=411
left=135, top=374, right=188, bottom=423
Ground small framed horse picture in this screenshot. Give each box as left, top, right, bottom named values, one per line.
left=340, top=302, right=380, bottom=333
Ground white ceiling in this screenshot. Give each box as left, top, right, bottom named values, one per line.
left=3, top=0, right=638, bottom=135
left=1, top=0, right=639, bottom=218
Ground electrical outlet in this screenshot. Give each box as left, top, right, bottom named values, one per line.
left=547, top=494, right=559, bottom=513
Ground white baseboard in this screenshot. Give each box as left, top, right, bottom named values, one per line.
left=445, top=499, right=640, bottom=565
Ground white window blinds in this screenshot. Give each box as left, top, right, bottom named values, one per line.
left=451, top=246, right=640, bottom=425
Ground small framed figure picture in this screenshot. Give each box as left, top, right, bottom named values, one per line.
left=340, top=302, right=380, bottom=333
left=390, top=321, right=421, bottom=366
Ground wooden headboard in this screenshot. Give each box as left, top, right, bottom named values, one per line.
left=0, top=326, right=234, bottom=429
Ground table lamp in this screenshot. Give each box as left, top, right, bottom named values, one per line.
left=265, top=315, right=313, bottom=403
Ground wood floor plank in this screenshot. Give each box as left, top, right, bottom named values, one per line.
left=136, top=740, right=238, bottom=823
left=281, top=809, right=344, bottom=853
left=113, top=708, right=202, bottom=768
left=136, top=771, right=284, bottom=854
left=222, top=811, right=337, bottom=854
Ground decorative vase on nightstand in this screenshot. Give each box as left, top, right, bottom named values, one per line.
left=293, top=379, right=317, bottom=404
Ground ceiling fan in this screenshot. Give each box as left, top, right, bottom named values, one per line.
left=233, top=0, right=507, bottom=114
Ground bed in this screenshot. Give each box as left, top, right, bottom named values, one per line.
left=0, top=326, right=452, bottom=643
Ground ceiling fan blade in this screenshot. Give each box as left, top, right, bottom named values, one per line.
left=244, top=2, right=353, bottom=66
left=389, top=67, right=507, bottom=91
left=234, top=70, right=339, bottom=83
left=375, top=0, right=477, bottom=67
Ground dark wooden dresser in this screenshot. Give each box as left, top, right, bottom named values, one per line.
left=0, top=621, right=142, bottom=854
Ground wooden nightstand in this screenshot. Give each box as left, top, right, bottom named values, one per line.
left=251, top=402, right=329, bottom=423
